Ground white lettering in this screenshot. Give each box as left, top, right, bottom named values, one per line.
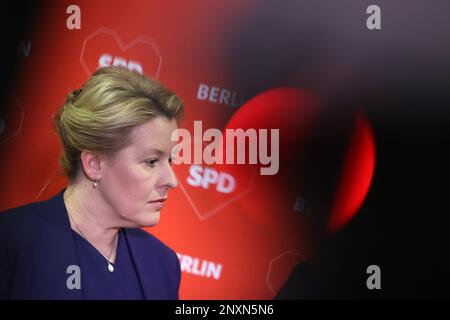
left=66, top=5, right=81, bottom=30
left=177, top=253, right=223, bottom=280
left=172, top=121, right=279, bottom=175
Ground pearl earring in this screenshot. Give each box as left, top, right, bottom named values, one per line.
left=93, top=180, right=98, bottom=188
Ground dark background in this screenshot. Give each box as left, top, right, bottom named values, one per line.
left=228, top=0, right=450, bottom=299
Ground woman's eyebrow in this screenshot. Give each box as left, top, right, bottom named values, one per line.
left=141, top=148, right=165, bottom=156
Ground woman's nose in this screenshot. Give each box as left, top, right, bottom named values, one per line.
left=160, top=161, right=178, bottom=189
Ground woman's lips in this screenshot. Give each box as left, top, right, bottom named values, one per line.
left=148, top=198, right=167, bottom=203
left=147, top=198, right=167, bottom=209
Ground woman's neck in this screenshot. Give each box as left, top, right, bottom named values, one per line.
left=63, top=184, right=119, bottom=263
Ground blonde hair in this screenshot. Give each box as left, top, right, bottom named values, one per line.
left=53, top=66, right=184, bottom=182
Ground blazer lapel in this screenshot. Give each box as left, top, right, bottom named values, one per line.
left=123, top=229, right=156, bottom=300
left=36, top=188, right=83, bottom=299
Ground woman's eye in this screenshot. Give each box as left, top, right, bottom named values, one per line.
left=145, top=159, right=159, bottom=167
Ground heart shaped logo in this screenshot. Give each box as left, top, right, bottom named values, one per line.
left=80, top=27, right=162, bottom=77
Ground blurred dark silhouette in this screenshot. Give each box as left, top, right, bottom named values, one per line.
left=226, top=0, right=450, bottom=299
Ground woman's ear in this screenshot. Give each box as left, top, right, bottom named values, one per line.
left=80, top=151, right=103, bottom=181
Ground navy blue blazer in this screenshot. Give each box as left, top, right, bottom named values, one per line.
left=0, top=189, right=181, bottom=300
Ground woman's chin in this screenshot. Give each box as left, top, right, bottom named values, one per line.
left=122, top=210, right=161, bottom=228
left=141, top=212, right=160, bottom=227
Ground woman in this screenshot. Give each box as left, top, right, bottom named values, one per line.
left=0, top=66, right=184, bottom=299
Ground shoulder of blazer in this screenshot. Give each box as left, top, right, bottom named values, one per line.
left=123, top=227, right=181, bottom=299
left=0, top=199, right=48, bottom=247
left=124, top=227, right=178, bottom=261
left=0, top=190, right=70, bottom=253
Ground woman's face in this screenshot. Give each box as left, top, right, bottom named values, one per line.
left=98, top=116, right=179, bottom=228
